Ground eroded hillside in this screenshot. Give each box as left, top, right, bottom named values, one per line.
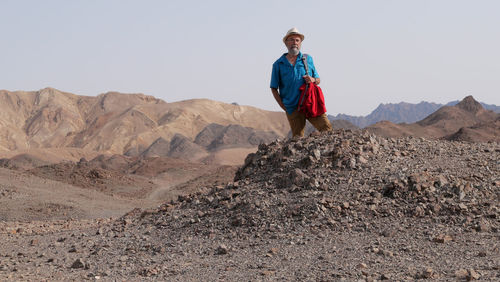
left=0, top=88, right=289, bottom=165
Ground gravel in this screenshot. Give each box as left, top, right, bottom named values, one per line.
left=1, top=129, right=498, bottom=281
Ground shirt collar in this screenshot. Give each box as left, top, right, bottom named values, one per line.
left=279, top=51, right=303, bottom=64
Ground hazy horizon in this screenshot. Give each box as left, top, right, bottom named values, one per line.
left=1, top=0, right=499, bottom=116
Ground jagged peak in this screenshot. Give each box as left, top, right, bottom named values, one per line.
left=456, top=95, right=483, bottom=114
left=33, top=87, right=77, bottom=106
left=98, top=91, right=165, bottom=104
left=36, top=87, right=58, bottom=97
left=36, top=87, right=75, bottom=97
left=38, top=87, right=59, bottom=92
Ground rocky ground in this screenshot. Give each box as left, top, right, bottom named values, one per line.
left=0, top=129, right=498, bottom=281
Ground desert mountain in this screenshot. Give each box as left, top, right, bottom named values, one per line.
left=366, top=96, right=500, bottom=142
left=0, top=88, right=292, bottom=165
left=331, top=99, right=499, bottom=128
left=1, top=88, right=496, bottom=168
left=446, top=99, right=500, bottom=112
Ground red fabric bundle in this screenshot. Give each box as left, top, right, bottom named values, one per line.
left=297, top=83, right=327, bottom=118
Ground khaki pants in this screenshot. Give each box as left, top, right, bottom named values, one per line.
left=286, top=110, right=333, bottom=137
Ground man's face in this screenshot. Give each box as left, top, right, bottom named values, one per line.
left=285, top=35, right=302, bottom=56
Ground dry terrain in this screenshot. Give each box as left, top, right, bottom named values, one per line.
left=0, top=130, right=498, bottom=281
left=0, top=89, right=498, bottom=281
left=0, top=154, right=237, bottom=222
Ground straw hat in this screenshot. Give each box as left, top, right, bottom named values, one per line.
left=283, top=27, right=305, bottom=43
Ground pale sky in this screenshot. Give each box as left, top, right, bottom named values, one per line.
left=1, top=0, right=499, bottom=116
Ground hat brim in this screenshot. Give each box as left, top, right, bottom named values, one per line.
left=283, top=33, right=305, bottom=43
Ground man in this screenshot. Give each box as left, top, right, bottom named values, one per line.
left=270, top=27, right=333, bottom=137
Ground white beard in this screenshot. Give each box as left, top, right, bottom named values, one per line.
left=288, top=47, right=300, bottom=56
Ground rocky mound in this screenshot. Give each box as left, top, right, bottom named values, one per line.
left=156, top=130, right=498, bottom=235
left=2, top=130, right=498, bottom=281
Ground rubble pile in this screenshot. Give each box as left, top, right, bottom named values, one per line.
left=142, top=129, right=498, bottom=236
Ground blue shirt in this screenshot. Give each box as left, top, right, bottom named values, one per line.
left=270, top=52, right=319, bottom=114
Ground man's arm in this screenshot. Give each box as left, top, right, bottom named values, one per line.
left=271, top=88, right=286, bottom=112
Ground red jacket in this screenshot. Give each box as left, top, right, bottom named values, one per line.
left=297, top=82, right=327, bottom=118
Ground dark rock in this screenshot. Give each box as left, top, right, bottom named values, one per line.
left=70, top=258, right=86, bottom=269
left=215, top=245, right=228, bottom=255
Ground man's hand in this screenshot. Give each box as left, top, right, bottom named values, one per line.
left=303, top=75, right=320, bottom=85
left=271, top=88, right=287, bottom=112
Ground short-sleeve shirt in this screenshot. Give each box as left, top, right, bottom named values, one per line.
left=270, top=52, right=319, bottom=114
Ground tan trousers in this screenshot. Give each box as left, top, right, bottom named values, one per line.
left=286, top=110, right=333, bottom=137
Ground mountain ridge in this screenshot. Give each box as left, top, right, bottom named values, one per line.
left=330, top=99, right=499, bottom=128
left=0, top=88, right=290, bottom=165
left=366, top=96, right=499, bottom=142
